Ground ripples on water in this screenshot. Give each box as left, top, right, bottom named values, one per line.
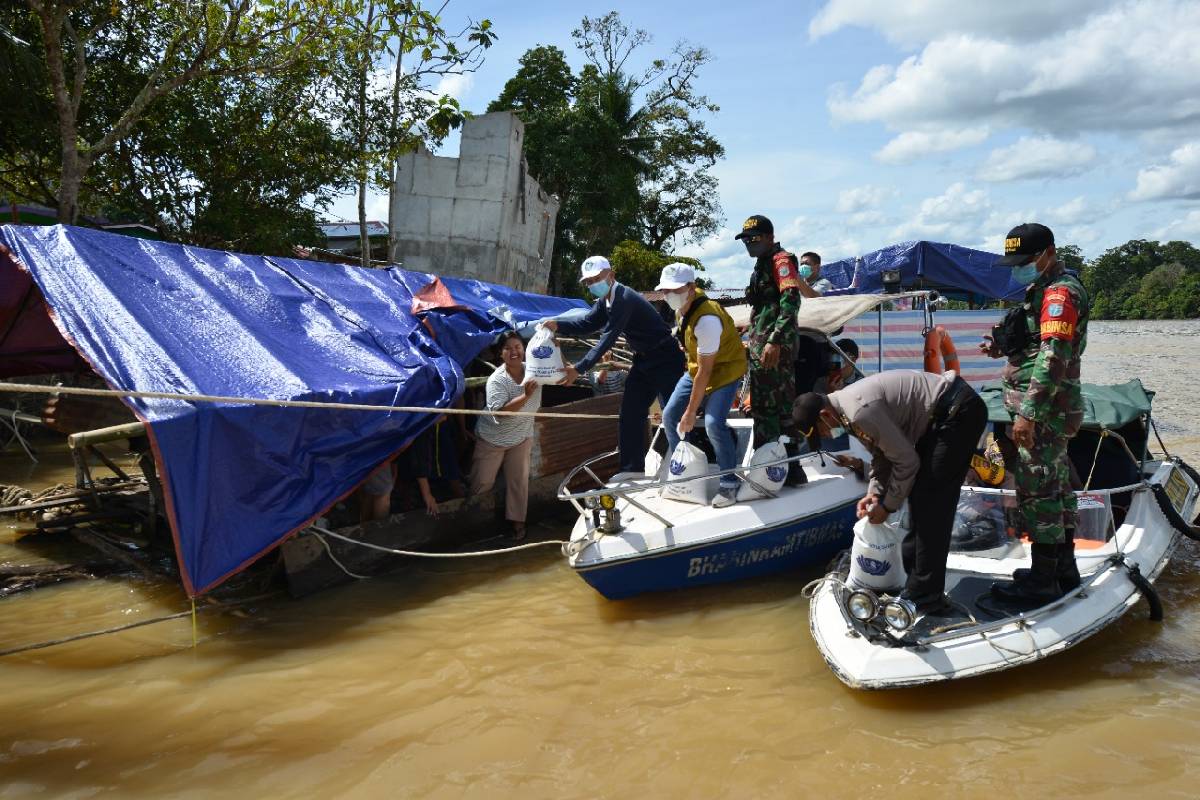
left=2, top=321, right=1200, bottom=797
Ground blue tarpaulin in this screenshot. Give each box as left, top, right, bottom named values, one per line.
left=820, top=240, right=1026, bottom=302
left=0, top=224, right=584, bottom=595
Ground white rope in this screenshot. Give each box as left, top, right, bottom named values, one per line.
left=0, top=381, right=620, bottom=420
left=310, top=525, right=568, bottom=558
left=312, top=532, right=371, bottom=579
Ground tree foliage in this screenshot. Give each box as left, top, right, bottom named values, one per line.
left=3, top=1, right=494, bottom=258
left=488, top=12, right=723, bottom=295
left=607, top=239, right=705, bottom=292
left=1080, top=239, right=1200, bottom=320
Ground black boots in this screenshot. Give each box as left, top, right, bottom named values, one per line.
left=991, top=543, right=1062, bottom=607
left=784, top=440, right=808, bottom=486
left=1006, top=531, right=1082, bottom=592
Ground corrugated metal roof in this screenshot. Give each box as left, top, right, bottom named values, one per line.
left=319, top=221, right=389, bottom=239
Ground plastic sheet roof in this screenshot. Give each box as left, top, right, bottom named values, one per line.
left=0, top=224, right=583, bottom=595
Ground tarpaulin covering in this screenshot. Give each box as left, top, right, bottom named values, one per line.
left=0, top=224, right=584, bottom=595
left=820, top=241, right=1027, bottom=302
left=979, top=379, right=1154, bottom=430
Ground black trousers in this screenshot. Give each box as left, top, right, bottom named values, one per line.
left=619, top=345, right=686, bottom=473
left=902, top=394, right=989, bottom=605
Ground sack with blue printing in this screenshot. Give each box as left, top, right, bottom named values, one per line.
left=660, top=440, right=713, bottom=505
left=525, top=324, right=566, bottom=384
left=847, top=505, right=909, bottom=592
left=736, top=438, right=789, bottom=501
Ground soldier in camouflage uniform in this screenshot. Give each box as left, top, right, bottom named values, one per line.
left=981, top=223, right=1089, bottom=607
left=736, top=214, right=807, bottom=485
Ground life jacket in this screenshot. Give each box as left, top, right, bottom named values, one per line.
left=678, top=290, right=747, bottom=393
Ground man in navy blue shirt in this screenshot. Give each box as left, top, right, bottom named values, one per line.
left=543, top=255, right=686, bottom=473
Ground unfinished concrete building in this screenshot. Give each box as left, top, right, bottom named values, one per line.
left=389, top=111, right=559, bottom=293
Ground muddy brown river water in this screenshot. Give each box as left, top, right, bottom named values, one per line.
left=2, top=320, right=1199, bottom=798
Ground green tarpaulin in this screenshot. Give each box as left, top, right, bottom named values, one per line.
left=979, top=379, right=1154, bottom=430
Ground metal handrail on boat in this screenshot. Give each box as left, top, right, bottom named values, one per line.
left=555, top=444, right=852, bottom=528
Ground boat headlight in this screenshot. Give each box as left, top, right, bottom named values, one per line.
left=846, top=589, right=879, bottom=621
left=583, top=496, right=598, bottom=510
left=599, top=493, right=617, bottom=511
left=882, top=598, right=917, bottom=632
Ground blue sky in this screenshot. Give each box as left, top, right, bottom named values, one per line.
left=328, top=0, right=1200, bottom=290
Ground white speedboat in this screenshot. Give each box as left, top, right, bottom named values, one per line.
left=807, top=388, right=1200, bottom=689
left=558, top=292, right=940, bottom=600
left=560, top=420, right=870, bottom=599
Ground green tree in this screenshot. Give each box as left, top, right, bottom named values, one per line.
left=608, top=239, right=705, bottom=292
left=22, top=0, right=360, bottom=224
left=336, top=1, right=496, bottom=267
left=1082, top=239, right=1200, bottom=320
left=489, top=13, right=724, bottom=295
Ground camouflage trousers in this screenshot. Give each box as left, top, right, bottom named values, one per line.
left=1014, top=422, right=1077, bottom=545
left=748, top=343, right=797, bottom=448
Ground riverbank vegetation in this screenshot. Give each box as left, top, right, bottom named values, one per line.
left=1073, top=240, right=1200, bottom=320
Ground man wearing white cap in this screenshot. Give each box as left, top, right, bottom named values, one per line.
left=657, top=263, right=748, bottom=507
left=542, top=255, right=685, bottom=473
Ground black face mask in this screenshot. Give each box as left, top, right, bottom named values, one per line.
left=745, top=240, right=770, bottom=259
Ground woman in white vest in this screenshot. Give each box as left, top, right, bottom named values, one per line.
left=657, top=263, right=748, bottom=508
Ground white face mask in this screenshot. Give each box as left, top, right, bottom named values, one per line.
left=665, top=290, right=688, bottom=311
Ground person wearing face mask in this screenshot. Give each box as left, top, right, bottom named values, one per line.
left=981, top=223, right=1090, bottom=608
left=655, top=263, right=748, bottom=507
left=792, top=370, right=987, bottom=618
left=736, top=214, right=808, bottom=486
left=543, top=255, right=685, bottom=474
left=794, top=251, right=837, bottom=394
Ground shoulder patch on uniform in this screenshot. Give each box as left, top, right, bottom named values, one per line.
left=1040, top=286, right=1078, bottom=340
left=772, top=251, right=800, bottom=291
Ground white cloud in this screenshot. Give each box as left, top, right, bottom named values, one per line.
left=891, top=182, right=1034, bottom=248
left=828, top=2, right=1200, bottom=148
left=835, top=185, right=892, bottom=213
left=677, top=216, right=869, bottom=288
left=434, top=72, right=475, bottom=101
left=1046, top=196, right=1091, bottom=226
left=809, top=0, right=1113, bottom=47
left=977, top=136, right=1097, bottom=182
left=1130, top=143, right=1200, bottom=201
left=875, top=127, right=989, bottom=163
left=1152, top=210, right=1200, bottom=241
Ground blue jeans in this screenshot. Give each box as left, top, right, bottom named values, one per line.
left=663, top=375, right=740, bottom=489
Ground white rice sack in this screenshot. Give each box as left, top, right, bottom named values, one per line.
left=736, top=439, right=789, bottom=501
left=525, top=324, right=566, bottom=384
left=661, top=440, right=713, bottom=505
left=847, top=511, right=908, bottom=592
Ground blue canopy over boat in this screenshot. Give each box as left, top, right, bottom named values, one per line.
left=820, top=240, right=1026, bottom=302
left=0, top=224, right=584, bottom=595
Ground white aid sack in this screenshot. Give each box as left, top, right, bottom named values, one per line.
left=736, top=439, right=789, bottom=501
left=847, top=506, right=909, bottom=592
left=661, top=440, right=713, bottom=505
left=525, top=324, right=566, bottom=384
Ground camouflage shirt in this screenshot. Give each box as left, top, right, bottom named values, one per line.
left=745, top=244, right=801, bottom=348
left=1001, top=261, right=1089, bottom=437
